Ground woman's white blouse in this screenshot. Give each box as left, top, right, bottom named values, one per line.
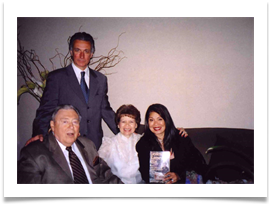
left=98, top=132, right=143, bottom=184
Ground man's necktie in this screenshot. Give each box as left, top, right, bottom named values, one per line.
left=80, top=71, right=89, bottom=103
left=66, top=146, right=89, bottom=184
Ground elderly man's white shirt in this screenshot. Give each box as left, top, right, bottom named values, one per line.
left=56, top=139, right=93, bottom=184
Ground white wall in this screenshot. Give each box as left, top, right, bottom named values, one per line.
left=17, top=17, right=254, bottom=158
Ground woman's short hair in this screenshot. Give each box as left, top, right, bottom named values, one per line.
left=115, top=104, right=141, bottom=130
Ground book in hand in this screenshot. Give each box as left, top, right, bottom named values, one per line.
left=149, top=151, right=170, bottom=183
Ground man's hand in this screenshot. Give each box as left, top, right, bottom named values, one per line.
left=177, top=127, right=188, bottom=137
left=24, top=134, right=44, bottom=146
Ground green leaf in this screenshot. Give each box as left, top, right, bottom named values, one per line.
left=26, top=81, right=35, bottom=89
left=17, top=86, right=29, bottom=105
left=40, top=70, right=49, bottom=81
left=41, top=79, right=46, bottom=89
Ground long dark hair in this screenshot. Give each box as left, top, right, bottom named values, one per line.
left=144, top=103, right=178, bottom=151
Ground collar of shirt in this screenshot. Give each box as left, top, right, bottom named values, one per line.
left=72, top=62, right=90, bottom=88
left=55, top=138, right=93, bottom=184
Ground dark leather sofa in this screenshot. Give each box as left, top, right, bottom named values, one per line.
left=137, top=126, right=254, bottom=183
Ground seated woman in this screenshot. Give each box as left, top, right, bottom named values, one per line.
left=136, top=103, right=207, bottom=184
left=98, top=104, right=143, bottom=184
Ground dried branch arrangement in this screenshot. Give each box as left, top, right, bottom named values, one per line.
left=17, top=33, right=126, bottom=104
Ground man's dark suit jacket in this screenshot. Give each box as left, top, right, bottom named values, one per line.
left=32, top=64, right=118, bottom=149
left=17, top=132, right=122, bottom=184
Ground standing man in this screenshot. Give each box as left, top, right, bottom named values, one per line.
left=31, top=32, right=118, bottom=149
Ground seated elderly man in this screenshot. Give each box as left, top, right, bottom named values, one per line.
left=17, top=104, right=122, bottom=184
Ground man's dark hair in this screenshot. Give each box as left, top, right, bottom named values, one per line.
left=69, top=32, right=95, bottom=53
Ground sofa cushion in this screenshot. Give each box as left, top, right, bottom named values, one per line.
left=207, top=129, right=254, bottom=182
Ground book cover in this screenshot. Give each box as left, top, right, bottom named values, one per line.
left=149, top=151, right=170, bottom=183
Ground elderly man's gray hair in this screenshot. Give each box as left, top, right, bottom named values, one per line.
left=51, top=105, right=82, bottom=122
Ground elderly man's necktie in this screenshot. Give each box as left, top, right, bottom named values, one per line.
left=80, top=71, right=89, bottom=103
left=66, top=146, right=89, bottom=184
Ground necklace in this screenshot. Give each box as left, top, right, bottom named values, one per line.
left=157, top=138, right=164, bottom=151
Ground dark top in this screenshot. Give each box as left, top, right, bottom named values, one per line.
left=136, top=133, right=207, bottom=183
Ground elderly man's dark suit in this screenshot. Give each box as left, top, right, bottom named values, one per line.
left=32, top=65, right=118, bottom=149
left=18, top=132, right=122, bottom=184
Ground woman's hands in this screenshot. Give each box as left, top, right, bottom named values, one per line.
left=164, top=172, right=180, bottom=184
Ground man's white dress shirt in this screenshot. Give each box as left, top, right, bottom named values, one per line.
left=72, top=63, right=90, bottom=88
left=56, top=139, right=93, bottom=184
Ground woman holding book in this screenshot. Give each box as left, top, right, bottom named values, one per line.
left=136, top=103, right=207, bottom=184
left=98, top=104, right=188, bottom=184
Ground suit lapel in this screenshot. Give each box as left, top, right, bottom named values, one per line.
left=88, top=68, right=99, bottom=104
left=76, top=139, right=98, bottom=181
left=66, top=65, right=87, bottom=104
left=66, top=65, right=99, bottom=105
left=47, top=133, right=73, bottom=180
left=47, top=133, right=98, bottom=183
